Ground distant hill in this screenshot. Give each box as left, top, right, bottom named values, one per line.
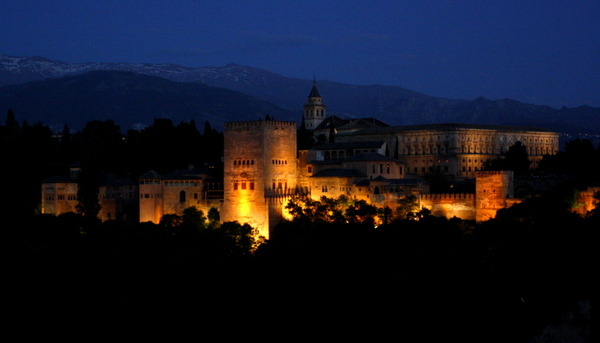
left=1, top=54, right=599, bottom=134
left=0, top=70, right=292, bottom=130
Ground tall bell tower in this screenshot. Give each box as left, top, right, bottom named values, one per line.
left=303, top=81, right=326, bottom=130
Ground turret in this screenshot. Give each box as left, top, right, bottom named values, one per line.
left=303, top=81, right=326, bottom=130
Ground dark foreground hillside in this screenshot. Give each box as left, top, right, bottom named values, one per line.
left=8, top=192, right=595, bottom=341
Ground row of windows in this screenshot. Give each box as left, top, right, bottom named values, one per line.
left=412, top=166, right=450, bottom=173
left=404, top=135, right=450, bottom=142
left=460, top=146, right=495, bottom=154
left=164, top=181, right=200, bottom=187
left=402, top=146, right=448, bottom=155
left=322, top=149, right=379, bottom=161
left=101, top=192, right=137, bottom=199
left=140, top=180, right=201, bottom=186
left=233, top=182, right=255, bottom=191
left=45, top=194, right=77, bottom=201
left=306, top=109, right=325, bottom=117
left=272, top=181, right=288, bottom=190
left=234, top=159, right=254, bottom=166
left=272, top=159, right=288, bottom=165
left=140, top=191, right=200, bottom=202
left=141, top=193, right=162, bottom=199
left=316, top=185, right=414, bottom=194
left=140, top=179, right=161, bottom=185
left=372, top=164, right=392, bottom=174
left=414, top=159, right=450, bottom=163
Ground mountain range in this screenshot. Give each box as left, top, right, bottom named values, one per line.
left=1, top=54, right=598, bottom=135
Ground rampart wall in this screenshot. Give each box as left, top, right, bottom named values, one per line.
left=420, top=193, right=476, bottom=220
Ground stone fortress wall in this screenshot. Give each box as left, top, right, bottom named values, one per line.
left=221, top=120, right=298, bottom=239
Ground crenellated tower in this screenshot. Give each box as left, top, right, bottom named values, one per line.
left=303, top=81, right=326, bottom=130
left=221, top=120, right=298, bottom=239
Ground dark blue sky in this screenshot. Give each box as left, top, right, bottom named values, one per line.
left=2, top=0, right=599, bottom=108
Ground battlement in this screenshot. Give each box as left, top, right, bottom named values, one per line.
left=476, top=170, right=513, bottom=177
left=225, top=120, right=297, bottom=131
left=421, top=193, right=474, bottom=201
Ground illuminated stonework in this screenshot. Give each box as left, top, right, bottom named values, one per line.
left=330, top=124, right=559, bottom=178
left=475, top=170, right=515, bottom=222
left=138, top=168, right=222, bottom=224
left=42, top=85, right=564, bottom=228
left=222, top=120, right=298, bottom=239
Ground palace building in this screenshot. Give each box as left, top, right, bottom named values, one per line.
left=41, top=83, right=561, bottom=239
left=216, top=84, right=559, bottom=237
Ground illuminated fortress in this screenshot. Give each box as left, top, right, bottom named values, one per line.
left=221, top=120, right=299, bottom=238
left=213, top=84, right=560, bottom=238
left=41, top=84, right=566, bottom=239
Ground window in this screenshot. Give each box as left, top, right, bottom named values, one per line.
left=179, top=191, right=186, bottom=202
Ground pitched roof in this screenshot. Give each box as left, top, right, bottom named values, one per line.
left=339, top=122, right=555, bottom=136
left=314, top=115, right=390, bottom=131
left=139, top=170, right=163, bottom=179
left=308, top=84, right=321, bottom=98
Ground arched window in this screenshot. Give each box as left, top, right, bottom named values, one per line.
left=179, top=190, right=186, bottom=203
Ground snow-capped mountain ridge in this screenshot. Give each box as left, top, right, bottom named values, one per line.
left=1, top=54, right=599, bottom=136
left=0, top=54, right=274, bottom=86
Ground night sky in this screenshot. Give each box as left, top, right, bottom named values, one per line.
left=2, top=0, right=599, bottom=108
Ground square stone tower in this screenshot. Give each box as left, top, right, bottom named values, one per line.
left=475, top=170, right=514, bottom=222
left=222, top=120, right=298, bottom=239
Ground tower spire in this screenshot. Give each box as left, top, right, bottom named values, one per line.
left=303, top=79, right=326, bottom=130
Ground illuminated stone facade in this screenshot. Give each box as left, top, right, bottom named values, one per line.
left=138, top=168, right=222, bottom=224
left=221, top=120, right=298, bottom=239
left=41, top=164, right=138, bottom=221
left=332, top=124, right=559, bottom=178
left=41, top=85, right=564, bottom=232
